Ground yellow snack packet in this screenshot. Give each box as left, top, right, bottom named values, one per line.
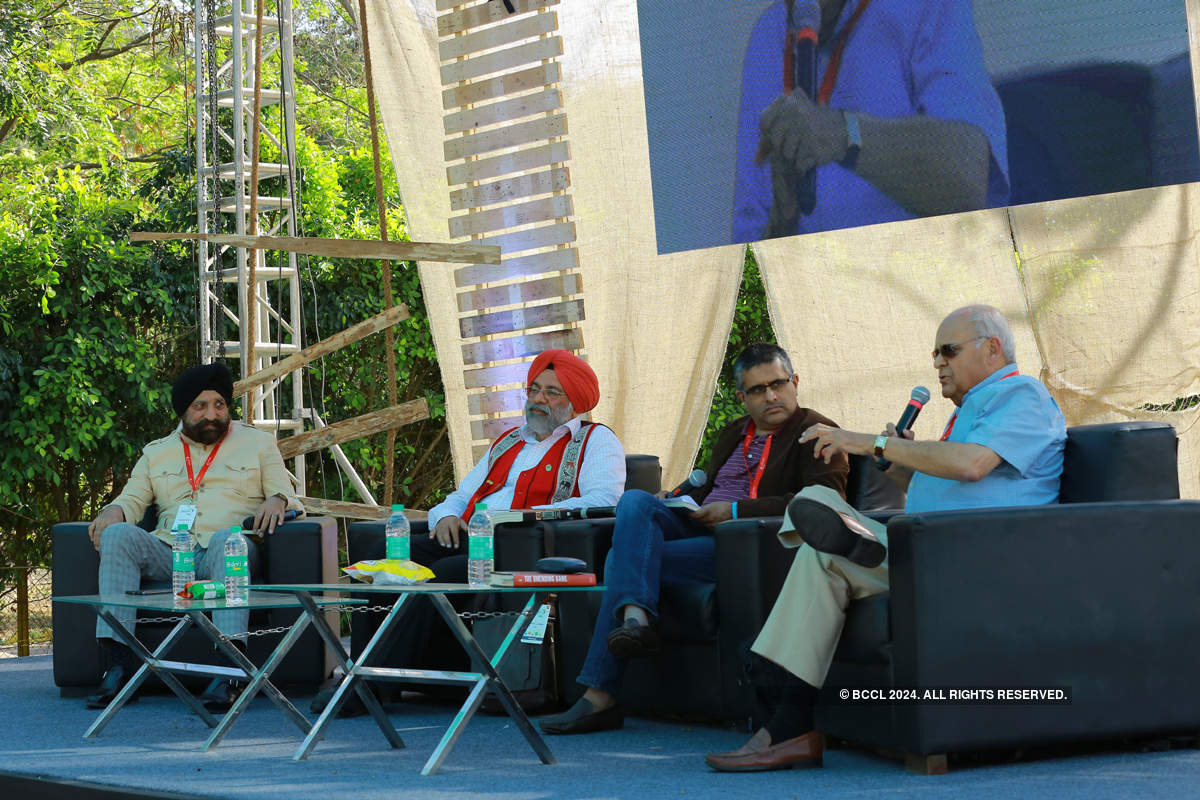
left=343, top=559, right=435, bottom=586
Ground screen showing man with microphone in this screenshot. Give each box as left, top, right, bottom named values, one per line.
left=705, top=304, right=1066, bottom=772
left=539, top=343, right=851, bottom=735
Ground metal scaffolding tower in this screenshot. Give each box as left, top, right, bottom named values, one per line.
left=193, top=0, right=376, bottom=505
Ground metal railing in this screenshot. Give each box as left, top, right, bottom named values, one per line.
left=0, top=567, right=52, bottom=658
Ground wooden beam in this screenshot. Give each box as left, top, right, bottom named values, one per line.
left=299, top=496, right=429, bottom=521
left=129, top=232, right=500, bottom=264
left=454, top=247, right=578, bottom=287
left=448, top=166, right=570, bottom=211
left=437, top=0, right=558, bottom=37
left=457, top=273, right=581, bottom=312
left=443, top=114, right=567, bottom=161
left=438, top=11, right=558, bottom=61
left=277, top=399, right=431, bottom=460
left=449, top=194, right=573, bottom=238
left=442, top=62, right=560, bottom=110
left=459, top=298, right=584, bottom=338
left=443, top=88, right=563, bottom=136
left=461, top=327, right=583, bottom=365
left=440, top=37, right=563, bottom=85
left=446, top=140, right=569, bottom=185
left=232, top=304, right=412, bottom=396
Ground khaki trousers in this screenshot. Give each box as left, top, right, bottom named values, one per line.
left=750, top=484, right=890, bottom=687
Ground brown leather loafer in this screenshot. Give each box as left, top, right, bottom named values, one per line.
left=705, top=730, right=824, bottom=772
left=787, top=496, right=886, bottom=568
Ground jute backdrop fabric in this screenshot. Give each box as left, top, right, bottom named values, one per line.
left=367, top=0, right=744, bottom=484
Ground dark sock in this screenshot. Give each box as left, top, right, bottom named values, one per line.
left=763, top=676, right=818, bottom=744
left=100, top=639, right=137, bottom=671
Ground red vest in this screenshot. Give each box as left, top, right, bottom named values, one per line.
left=463, top=423, right=601, bottom=521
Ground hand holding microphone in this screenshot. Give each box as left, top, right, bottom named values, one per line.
left=875, top=386, right=931, bottom=470
left=668, top=468, right=707, bottom=498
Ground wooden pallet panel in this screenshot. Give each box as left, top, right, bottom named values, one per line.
left=461, top=327, right=583, bottom=365
left=449, top=166, right=569, bottom=211
left=440, top=36, right=562, bottom=85
left=467, top=387, right=526, bottom=415
left=479, top=220, right=575, bottom=254
left=460, top=298, right=584, bottom=338
left=446, top=140, right=570, bottom=185
left=449, top=194, right=572, bottom=238
left=437, top=0, right=558, bottom=37
left=438, top=11, right=558, bottom=61
left=444, top=114, right=566, bottom=161
left=442, top=63, right=560, bottom=110
left=454, top=247, right=579, bottom=287
left=463, top=361, right=534, bottom=389
left=471, top=414, right=526, bottom=441
left=444, top=88, right=562, bottom=136
left=457, top=273, right=581, bottom=312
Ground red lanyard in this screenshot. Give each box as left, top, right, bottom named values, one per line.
left=817, top=0, right=873, bottom=104
left=182, top=430, right=228, bottom=498
left=940, top=371, right=1020, bottom=441
left=742, top=422, right=774, bottom=499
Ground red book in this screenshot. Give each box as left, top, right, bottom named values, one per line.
left=488, top=571, right=597, bottom=587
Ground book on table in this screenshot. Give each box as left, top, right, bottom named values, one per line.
left=488, top=571, right=598, bottom=587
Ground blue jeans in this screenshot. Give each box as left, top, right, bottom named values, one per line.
left=577, top=490, right=716, bottom=694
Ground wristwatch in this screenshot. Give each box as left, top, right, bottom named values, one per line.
left=840, top=111, right=862, bottom=170
left=873, top=434, right=888, bottom=459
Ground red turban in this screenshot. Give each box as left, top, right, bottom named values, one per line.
left=527, top=350, right=600, bottom=413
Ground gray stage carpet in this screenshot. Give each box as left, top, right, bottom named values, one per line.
left=2, top=654, right=1198, bottom=799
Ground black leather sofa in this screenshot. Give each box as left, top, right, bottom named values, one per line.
left=51, top=513, right=339, bottom=694
left=344, top=453, right=662, bottom=688
left=543, top=421, right=1199, bottom=772
left=538, top=450, right=905, bottom=713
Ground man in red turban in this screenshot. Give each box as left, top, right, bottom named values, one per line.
left=313, top=349, right=626, bottom=716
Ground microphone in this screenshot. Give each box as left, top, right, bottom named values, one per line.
left=785, top=0, right=819, bottom=215
left=669, top=468, right=708, bottom=498
left=875, top=386, right=931, bottom=471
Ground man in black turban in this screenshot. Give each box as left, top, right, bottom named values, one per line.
left=85, top=362, right=303, bottom=712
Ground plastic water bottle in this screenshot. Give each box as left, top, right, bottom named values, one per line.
left=223, top=525, right=249, bottom=605
left=172, top=525, right=195, bottom=596
left=467, top=503, right=494, bottom=587
left=385, top=504, right=410, bottom=560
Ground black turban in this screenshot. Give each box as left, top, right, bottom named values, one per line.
left=172, top=363, right=234, bottom=417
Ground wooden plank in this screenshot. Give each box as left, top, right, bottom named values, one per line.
left=471, top=415, right=526, bottom=441
left=460, top=298, right=583, bottom=338
left=463, top=361, right=534, bottom=389
left=232, top=304, right=411, bottom=396
left=467, top=387, right=527, bottom=415
left=277, top=400, right=430, bottom=460
left=479, top=221, right=575, bottom=254
left=446, top=140, right=570, bottom=185
left=454, top=247, right=579, bottom=287
left=461, top=327, right=583, bottom=365
left=442, top=63, right=560, bottom=110
left=457, top=273, right=581, bottom=312
left=435, top=0, right=479, bottom=11
left=444, top=88, right=562, bottom=136
left=298, top=496, right=432, bottom=521
left=437, top=0, right=558, bottom=37
left=471, top=442, right=491, bottom=462
left=443, top=114, right=566, bottom=161
left=440, top=37, right=562, bottom=85
left=129, top=232, right=500, bottom=264
left=449, top=166, right=570, bottom=211
left=449, top=195, right=572, bottom=238
left=438, top=11, right=557, bottom=60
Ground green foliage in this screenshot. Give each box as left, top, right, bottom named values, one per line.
left=695, top=247, right=775, bottom=470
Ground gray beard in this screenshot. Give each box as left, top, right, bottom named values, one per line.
left=525, top=401, right=574, bottom=437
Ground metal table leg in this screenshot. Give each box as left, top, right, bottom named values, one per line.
left=422, top=592, right=555, bottom=775
left=293, top=591, right=409, bottom=760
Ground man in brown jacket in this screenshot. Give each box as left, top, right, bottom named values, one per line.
left=539, top=343, right=848, bottom=734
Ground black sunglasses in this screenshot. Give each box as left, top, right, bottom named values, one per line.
left=932, top=335, right=986, bottom=360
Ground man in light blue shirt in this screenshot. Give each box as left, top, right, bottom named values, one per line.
left=705, top=304, right=1065, bottom=772
left=733, top=0, right=1009, bottom=242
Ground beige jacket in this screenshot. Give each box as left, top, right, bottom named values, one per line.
left=111, top=421, right=303, bottom=548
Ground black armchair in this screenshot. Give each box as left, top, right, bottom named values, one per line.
left=51, top=510, right=338, bottom=694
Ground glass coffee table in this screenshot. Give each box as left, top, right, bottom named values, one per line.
left=254, top=582, right=603, bottom=774
left=54, top=591, right=361, bottom=749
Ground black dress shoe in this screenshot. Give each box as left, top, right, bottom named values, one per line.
left=198, top=678, right=242, bottom=713
left=606, top=617, right=660, bottom=659
left=309, top=686, right=368, bottom=718
left=787, top=496, right=887, bottom=568
left=85, top=664, right=138, bottom=709
left=538, top=698, right=624, bottom=735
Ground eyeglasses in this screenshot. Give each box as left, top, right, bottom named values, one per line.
left=741, top=377, right=793, bottom=397
left=933, top=335, right=987, bottom=360
left=525, top=383, right=567, bottom=401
